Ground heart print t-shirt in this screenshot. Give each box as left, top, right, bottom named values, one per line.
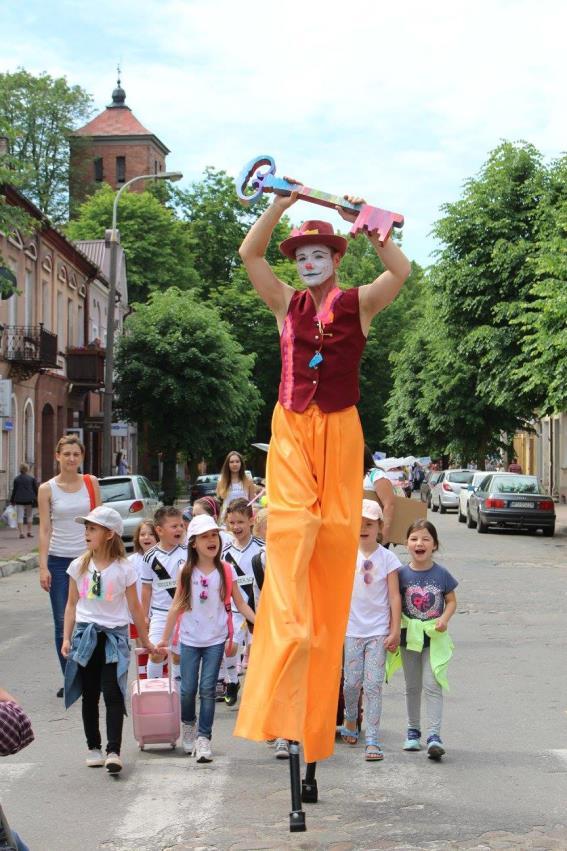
left=397, top=562, right=458, bottom=622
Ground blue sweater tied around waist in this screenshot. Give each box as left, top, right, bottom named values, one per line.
left=64, top=622, right=130, bottom=714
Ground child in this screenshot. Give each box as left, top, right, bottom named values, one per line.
left=140, top=507, right=187, bottom=680
left=193, top=496, right=233, bottom=549
left=340, top=500, right=402, bottom=761
left=128, top=520, right=158, bottom=646
left=221, top=498, right=264, bottom=706
left=61, top=506, right=154, bottom=773
left=157, top=514, right=256, bottom=763
left=395, top=519, right=457, bottom=760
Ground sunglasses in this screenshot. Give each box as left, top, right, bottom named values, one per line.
left=362, top=559, right=374, bottom=585
left=91, top=569, right=102, bottom=598
left=199, top=575, right=208, bottom=603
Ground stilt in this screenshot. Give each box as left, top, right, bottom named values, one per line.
left=288, top=741, right=306, bottom=832
left=302, top=761, right=318, bottom=803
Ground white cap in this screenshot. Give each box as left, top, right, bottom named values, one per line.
left=362, top=499, right=383, bottom=521
left=75, top=505, right=124, bottom=536
left=187, top=515, right=219, bottom=538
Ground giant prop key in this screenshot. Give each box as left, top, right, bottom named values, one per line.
left=236, top=155, right=404, bottom=246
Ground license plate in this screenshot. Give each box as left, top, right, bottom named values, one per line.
left=510, top=501, right=534, bottom=509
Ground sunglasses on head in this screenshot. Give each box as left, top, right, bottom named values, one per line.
left=91, top=569, right=102, bottom=597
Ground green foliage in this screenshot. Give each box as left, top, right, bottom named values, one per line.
left=66, top=184, right=199, bottom=303
left=173, top=167, right=290, bottom=295
left=115, top=288, right=261, bottom=462
left=0, top=68, right=93, bottom=221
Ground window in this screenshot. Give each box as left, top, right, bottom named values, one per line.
left=42, top=281, right=51, bottom=330
left=23, top=399, right=34, bottom=467
left=99, top=479, right=135, bottom=502
left=77, top=304, right=84, bottom=347
left=56, top=292, right=64, bottom=340
left=24, top=269, right=33, bottom=327
left=94, top=157, right=103, bottom=182
left=116, top=156, right=126, bottom=184
left=67, top=298, right=74, bottom=347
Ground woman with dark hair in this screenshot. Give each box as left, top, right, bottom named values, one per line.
left=363, top=445, right=395, bottom=547
left=10, top=464, right=38, bottom=539
left=38, top=435, right=101, bottom=696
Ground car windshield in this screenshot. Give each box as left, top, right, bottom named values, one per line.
left=447, top=471, right=474, bottom=484
left=491, top=475, right=542, bottom=494
left=100, top=479, right=135, bottom=502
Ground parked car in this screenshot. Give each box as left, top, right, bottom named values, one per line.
left=420, top=471, right=442, bottom=507
left=98, top=475, right=163, bottom=543
left=467, top=473, right=555, bottom=536
left=189, top=474, right=221, bottom=504
left=430, top=469, right=475, bottom=513
left=457, top=470, right=487, bottom=523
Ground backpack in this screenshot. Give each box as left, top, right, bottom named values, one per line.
left=221, top=561, right=234, bottom=655
left=251, top=552, right=265, bottom=592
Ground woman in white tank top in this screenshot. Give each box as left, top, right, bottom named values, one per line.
left=38, top=435, right=101, bottom=695
left=216, top=451, right=255, bottom=521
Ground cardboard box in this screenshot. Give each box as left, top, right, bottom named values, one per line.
left=363, top=490, right=427, bottom=546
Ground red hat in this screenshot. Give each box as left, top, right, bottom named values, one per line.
left=279, top=220, right=348, bottom=259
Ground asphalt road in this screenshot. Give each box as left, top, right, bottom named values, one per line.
left=1, top=510, right=566, bottom=851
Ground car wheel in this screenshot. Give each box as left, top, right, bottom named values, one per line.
left=431, top=499, right=438, bottom=512
left=466, top=509, right=476, bottom=529
left=458, top=508, right=466, bottom=523
left=477, top=515, right=488, bottom=534
left=439, top=502, right=446, bottom=514
left=542, top=525, right=555, bottom=537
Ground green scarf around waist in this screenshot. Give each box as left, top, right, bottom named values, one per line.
left=385, top=613, right=454, bottom=691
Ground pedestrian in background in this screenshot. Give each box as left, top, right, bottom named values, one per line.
left=38, top=434, right=101, bottom=697
left=10, top=463, right=38, bottom=539
left=216, top=451, right=255, bottom=520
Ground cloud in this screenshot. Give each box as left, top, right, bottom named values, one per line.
left=1, top=0, right=566, bottom=263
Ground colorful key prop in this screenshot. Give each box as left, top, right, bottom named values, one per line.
left=235, top=154, right=404, bottom=245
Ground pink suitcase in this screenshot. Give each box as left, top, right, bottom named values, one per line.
left=131, top=649, right=180, bottom=750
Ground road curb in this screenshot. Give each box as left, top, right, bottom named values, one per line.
left=0, top=552, right=38, bottom=578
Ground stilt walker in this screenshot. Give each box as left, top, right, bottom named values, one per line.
left=234, top=156, right=410, bottom=832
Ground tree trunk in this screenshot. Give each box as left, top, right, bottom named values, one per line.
left=161, top=446, right=178, bottom=506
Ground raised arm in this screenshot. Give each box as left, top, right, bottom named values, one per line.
left=337, top=196, right=411, bottom=335
left=239, top=193, right=297, bottom=326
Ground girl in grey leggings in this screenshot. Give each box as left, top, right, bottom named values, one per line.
left=398, top=520, right=458, bottom=760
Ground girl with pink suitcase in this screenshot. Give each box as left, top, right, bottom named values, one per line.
left=157, top=515, right=256, bottom=763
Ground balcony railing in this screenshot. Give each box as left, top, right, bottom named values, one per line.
left=3, top=325, right=58, bottom=370
left=66, top=346, right=106, bottom=388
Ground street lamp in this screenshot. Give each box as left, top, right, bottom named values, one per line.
left=102, top=170, right=183, bottom=477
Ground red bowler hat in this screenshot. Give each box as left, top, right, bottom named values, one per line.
left=279, top=220, right=348, bottom=259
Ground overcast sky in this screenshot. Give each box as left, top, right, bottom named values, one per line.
left=2, top=0, right=566, bottom=265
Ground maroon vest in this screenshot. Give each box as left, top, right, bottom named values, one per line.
left=278, top=287, right=366, bottom=413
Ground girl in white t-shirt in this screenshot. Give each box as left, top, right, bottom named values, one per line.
left=157, top=515, right=255, bottom=764
left=128, top=520, right=158, bottom=644
left=340, top=499, right=402, bottom=761
left=62, top=506, right=153, bottom=774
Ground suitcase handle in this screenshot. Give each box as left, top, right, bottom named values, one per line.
left=135, top=646, right=175, bottom=693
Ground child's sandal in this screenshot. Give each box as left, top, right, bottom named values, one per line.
left=339, top=725, right=359, bottom=745
left=365, top=744, right=384, bottom=761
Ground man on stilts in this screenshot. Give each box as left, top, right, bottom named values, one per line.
left=234, top=184, right=411, bottom=830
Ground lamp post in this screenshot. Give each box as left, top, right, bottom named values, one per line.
left=102, top=171, right=183, bottom=477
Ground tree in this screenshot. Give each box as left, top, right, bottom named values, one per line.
left=174, top=167, right=290, bottom=295
left=0, top=69, right=93, bottom=221
left=512, top=155, right=567, bottom=414
left=66, top=184, right=200, bottom=303
left=114, top=288, right=261, bottom=502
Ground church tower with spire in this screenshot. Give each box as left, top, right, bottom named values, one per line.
left=69, top=73, right=170, bottom=213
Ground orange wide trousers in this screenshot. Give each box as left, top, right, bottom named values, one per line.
left=234, top=402, right=363, bottom=762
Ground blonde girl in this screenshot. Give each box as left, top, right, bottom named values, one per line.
left=128, top=521, right=158, bottom=644
left=62, top=506, right=153, bottom=774
left=38, top=434, right=101, bottom=696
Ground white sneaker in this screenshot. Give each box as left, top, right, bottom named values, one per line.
left=86, top=748, right=105, bottom=767
left=275, top=738, right=290, bottom=759
left=182, top=721, right=197, bottom=754
left=194, top=735, right=213, bottom=763
left=105, top=752, right=123, bottom=773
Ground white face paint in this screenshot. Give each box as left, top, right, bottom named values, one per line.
left=295, top=244, right=335, bottom=287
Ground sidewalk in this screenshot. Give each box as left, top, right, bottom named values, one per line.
left=0, top=522, right=39, bottom=577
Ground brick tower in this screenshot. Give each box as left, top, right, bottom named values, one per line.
left=69, top=75, right=170, bottom=213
